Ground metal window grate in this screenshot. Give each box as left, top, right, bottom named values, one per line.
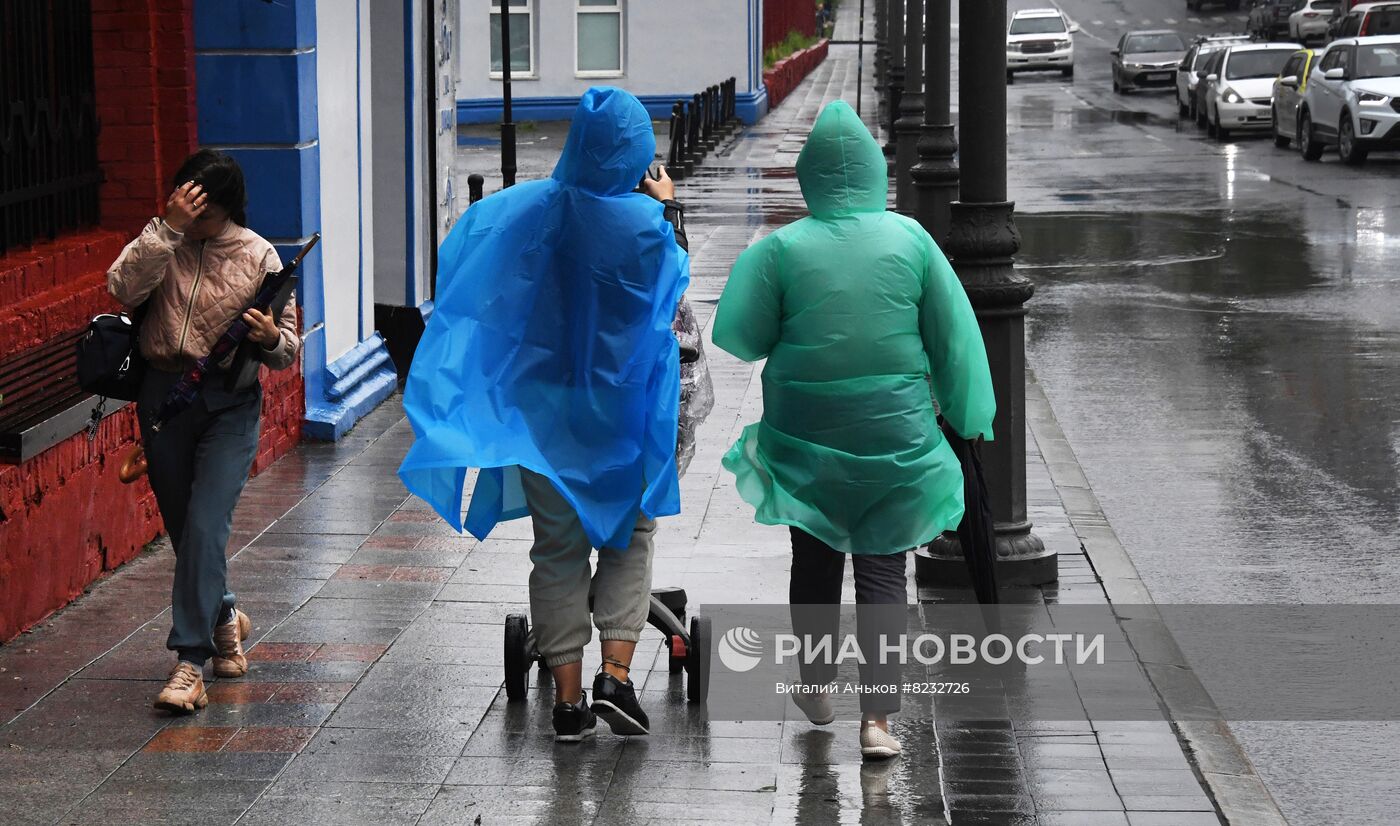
left=0, top=0, right=102, bottom=257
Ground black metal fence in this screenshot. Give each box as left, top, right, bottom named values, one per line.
left=666, top=77, right=739, bottom=181
left=0, top=0, right=102, bottom=256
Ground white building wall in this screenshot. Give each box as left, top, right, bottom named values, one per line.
left=315, top=0, right=371, bottom=362
left=458, top=0, right=757, bottom=101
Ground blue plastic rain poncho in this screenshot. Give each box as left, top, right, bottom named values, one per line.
left=712, top=100, right=996, bottom=555
left=398, top=87, right=689, bottom=550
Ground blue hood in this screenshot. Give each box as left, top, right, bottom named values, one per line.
left=552, top=87, right=656, bottom=196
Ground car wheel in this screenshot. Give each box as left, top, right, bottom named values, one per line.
left=1006, top=70, right=1015, bottom=84
left=1179, top=93, right=1191, bottom=117
left=1215, top=111, right=1230, bottom=140
left=1338, top=113, right=1369, bottom=165
left=1272, top=107, right=1290, bottom=147
left=1062, top=66, right=1074, bottom=78
left=1298, top=110, right=1324, bottom=161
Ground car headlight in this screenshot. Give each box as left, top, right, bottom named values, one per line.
left=1007, top=42, right=1022, bottom=53
left=1055, top=39, right=1072, bottom=50
left=1357, top=91, right=1392, bottom=107
left=1223, top=88, right=1244, bottom=104
left=1124, top=62, right=1144, bottom=70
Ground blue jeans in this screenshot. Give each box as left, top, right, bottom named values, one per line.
left=138, top=369, right=261, bottom=666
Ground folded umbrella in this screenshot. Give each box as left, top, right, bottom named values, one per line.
left=940, top=416, right=999, bottom=604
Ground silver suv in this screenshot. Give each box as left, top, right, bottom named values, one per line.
left=1298, top=35, right=1400, bottom=164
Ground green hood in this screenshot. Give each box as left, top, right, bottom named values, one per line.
left=795, top=100, right=888, bottom=219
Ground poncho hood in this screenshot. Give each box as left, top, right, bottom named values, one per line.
left=795, top=100, right=888, bottom=219
left=552, top=86, right=656, bottom=196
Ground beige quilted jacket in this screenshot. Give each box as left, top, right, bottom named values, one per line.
left=107, top=218, right=299, bottom=374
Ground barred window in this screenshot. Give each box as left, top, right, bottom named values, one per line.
left=0, top=0, right=101, bottom=256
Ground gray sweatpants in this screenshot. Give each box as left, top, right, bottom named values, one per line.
left=520, top=469, right=656, bottom=669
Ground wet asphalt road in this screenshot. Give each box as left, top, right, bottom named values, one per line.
left=1007, top=0, right=1400, bottom=823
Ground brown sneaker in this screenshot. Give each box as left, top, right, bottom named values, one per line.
left=212, top=608, right=251, bottom=678
left=154, top=662, right=208, bottom=714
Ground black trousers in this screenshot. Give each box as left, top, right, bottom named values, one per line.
left=788, top=528, right=907, bottom=714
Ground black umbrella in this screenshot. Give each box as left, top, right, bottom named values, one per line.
left=940, top=416, right=999, bottom=604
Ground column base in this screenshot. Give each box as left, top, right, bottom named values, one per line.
left=915, top=523, right=1056, bottom=588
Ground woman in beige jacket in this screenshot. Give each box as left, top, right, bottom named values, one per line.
left=106, top=150, right=300, bottom=713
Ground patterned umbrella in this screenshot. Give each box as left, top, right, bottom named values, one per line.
left=151, top=234, right=319, bottom=431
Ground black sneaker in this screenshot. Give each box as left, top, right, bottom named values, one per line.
left=553, top=690, right=597, bottom=742
left=591, top=671, right=650, bottom=735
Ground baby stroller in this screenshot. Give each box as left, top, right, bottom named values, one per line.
left=503, top=586, right=712, bottom=703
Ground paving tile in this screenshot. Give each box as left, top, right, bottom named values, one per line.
left=310, top=643, right=389, bottom=662
left=246, top=642, right=321, bottom=662
left=280, top=750, right=457, bottom=784
left=165, top=701, right=336, bottom=729
left=444, top=755, right=618, bottom=788
left=1127, top=813, right=1222, bottom=826
left=142, top=725, right=238, bottom=752
left=206, top=681, right=281, bottom=704
left=304, top=726, right=472, bottom=756
left=269, top=681, right=356, bottom=704
left=223, top=726, right=317, bottom=753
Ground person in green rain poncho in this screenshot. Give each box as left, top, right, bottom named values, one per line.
left=712, top=100, right=995, bottom=760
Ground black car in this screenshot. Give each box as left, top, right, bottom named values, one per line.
left=1249, top=0, right=1294, bottom=39
left=1113, top=30, right=1188, bottom=92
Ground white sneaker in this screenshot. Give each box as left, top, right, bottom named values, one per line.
left=792, top=689, right=835, bottom=725
left=859, top=724, right=902, bottom=760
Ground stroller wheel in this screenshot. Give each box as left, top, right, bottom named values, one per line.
left=686, top=615, right=712, bottom=704
left=504, top=614, right=531, bottom=701
left=669, top=634, right=687, bottom=674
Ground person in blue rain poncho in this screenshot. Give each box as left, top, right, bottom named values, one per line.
left=398, top=88, right=692, bottom=741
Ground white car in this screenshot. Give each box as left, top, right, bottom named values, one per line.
left=1298, top=35, right=1400, bottom=164
left=1177, top=35, right=1252, bottom=119
left=1290, top=0, right=1342, bottom=43
left=1204, top=42, right=1301, bottom=139
left=1006, top=8, right=1080, bottom=82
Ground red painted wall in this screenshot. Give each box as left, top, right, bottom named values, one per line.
left=764, top=0, right=818, bottom=50
left=0, top=0, right=302, bottom=643
left=764, top=39, right=830, bottom=109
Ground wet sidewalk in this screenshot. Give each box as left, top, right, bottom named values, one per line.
left=1, top=12, right=1242, bottom=826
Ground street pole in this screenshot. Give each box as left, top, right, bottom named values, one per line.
left=883, top=0, right=904, bottom=167
left=856, top=0, right=867, bottom=121
left=916, top=0, right=1055, bottom=588
left=875, top=0, right=889, bottom=127
left=894, top=0, right=923, bottom=213
left=911, top=0, right=957, bottom=245
left=499, top=3, right=517, bottom=188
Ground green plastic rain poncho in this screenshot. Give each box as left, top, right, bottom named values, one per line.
left=712, top=100, right=996, bottom=555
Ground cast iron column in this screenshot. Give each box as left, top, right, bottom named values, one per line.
left=894, top=0, right=923, bottom=212
left=883, top=0, right=904, bottom=165
left=911, top=0, right=957, bottom=245
left=875, top=0, right=890, bottom=125
left=916, top=0, right=1055, bottom=588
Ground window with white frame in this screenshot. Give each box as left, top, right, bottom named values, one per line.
left=490, top=0, right=535, bottom=78
left=576, top=0, right=624, bottom=77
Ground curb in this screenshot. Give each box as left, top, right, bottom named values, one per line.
left=1026, top=367, right=1290, bottom=826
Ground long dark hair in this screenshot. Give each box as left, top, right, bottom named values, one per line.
left=171, top=149, right=248, bottom=226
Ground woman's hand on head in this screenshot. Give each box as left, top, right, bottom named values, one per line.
left=243, top=309, right=280, bottom=348
left=640, top=165, right=676, bottom=203
left=165, top=182, right=207, bottom=233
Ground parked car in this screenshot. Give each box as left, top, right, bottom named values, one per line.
left=1202, top=42, right=1301, bottom=138
left=1297, top=35, right=1400, bottom=163
left=1187, top=0, right=1243, bottom=10
left=1250, top=0, right=1296, bottom=39
left=1332, top=2, right=1400, bottom=38
left=1006, top=8, right=1079, bottom=81
left=1113, top=31, right=1188, bottom=92
left=1178, top=34, right=1253, bottom=117
left=1271, top=48, right=1317, bottom=145
left=1195, top=49, right=1231, bottom=125
left=1289, top=0, right=1342, bottom=42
